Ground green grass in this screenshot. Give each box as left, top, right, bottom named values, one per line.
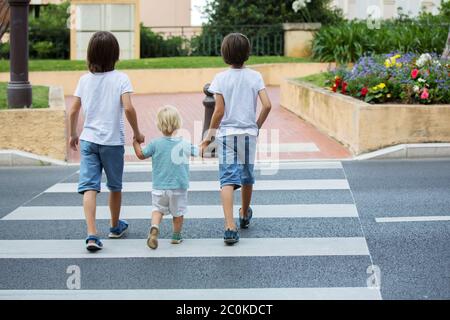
left=0, top=82, right=49, bottom=109
left=0, top=56, right=313, bottom=72
left=296, top=72, right=331, bottom=88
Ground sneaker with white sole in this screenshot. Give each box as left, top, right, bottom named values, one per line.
left=85, top=235, right=103, bottom=252
left=224, top=229, right=240, bottom=245
left=108, top=219, right=129, bottom=238
left=171, top=232, right=183, bottom=244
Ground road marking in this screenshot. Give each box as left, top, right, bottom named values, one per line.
left=376, top=216, right=450, bottom=223
left=0, top=287, right=382, bottom=300
left=125, top=143, right=320, bottom=157
left=44, top=180, right=350, bottom=193
left=0, top=237, right=369, bottom=259
left=122, top=161, right=343, bottom=172
left=3, top=204, right=358, bottom=220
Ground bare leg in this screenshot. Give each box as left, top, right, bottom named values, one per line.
left=240, top=184, right=253, bottom=217
left=148, top=211, right=163, bottom=249
left=109, top=191, right=122, bottom=228
left=173, top=216, right=184, bottom=233
left=221, top=185, right=236, bottom=230
left=152, top=211, right=163, bottom=227
left=83, top=190, right=97, bottom=237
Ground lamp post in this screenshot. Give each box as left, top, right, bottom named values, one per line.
left=7, top=0, right=32, bottom=108
left=202, top=83, right=217, bottom=158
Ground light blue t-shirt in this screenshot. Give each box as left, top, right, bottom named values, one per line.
left=142, top=137, right=199, bottom=190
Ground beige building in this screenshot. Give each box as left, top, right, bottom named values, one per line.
left=332, top=0, right=442, bottom=19
left=29, top=0, right=193, bottom=60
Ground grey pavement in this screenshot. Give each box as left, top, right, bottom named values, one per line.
left=0, top=160, right=449, bottom=299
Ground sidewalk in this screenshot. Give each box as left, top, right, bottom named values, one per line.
left=66, top=87, right=351, bottom=162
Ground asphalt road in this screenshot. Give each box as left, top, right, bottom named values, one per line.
left=0, top=160, right=448, bottom=300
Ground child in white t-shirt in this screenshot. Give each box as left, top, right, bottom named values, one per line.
left=201, top=33, right=272, bottom=245
left=68, top=31, right=145, bottom=252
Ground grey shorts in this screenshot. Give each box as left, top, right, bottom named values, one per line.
left=152, top=189, right=188, bottom=217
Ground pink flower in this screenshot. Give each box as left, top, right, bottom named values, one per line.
left=411, top=69, right=419, bottom=79
left=421, top=88, right=429, bottom=100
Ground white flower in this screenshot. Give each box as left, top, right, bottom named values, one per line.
left=418, top=78, right=426, bottom=83
left=416, top=53, right=432, bottom=67
left=413, top=85, right=420, bottom=93
left=292, top=0, right=311, bottom=12
left=433, top=60, right=442, bottom=67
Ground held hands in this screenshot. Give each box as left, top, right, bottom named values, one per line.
left=69, top=135, right=79, bottom=151
left=199, top=139, right=212, bottom=158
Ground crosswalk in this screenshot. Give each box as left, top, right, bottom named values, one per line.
left=0, top=161, right=381, bottom=300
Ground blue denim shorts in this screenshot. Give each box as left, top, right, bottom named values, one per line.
left=78, top=140, right=124, bottom=194
left=217, top=135, right=257, bottom=189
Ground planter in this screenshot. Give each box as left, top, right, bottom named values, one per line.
left=0, top=105, right=67, bottom=161
left=280, top=79, right=450, bottom=155
left=283, top=23, right=322, bottom=58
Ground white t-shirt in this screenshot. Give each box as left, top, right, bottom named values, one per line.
left=74, top=70, right=133, bottom=146
left=208, top=67, right=265, bottom=137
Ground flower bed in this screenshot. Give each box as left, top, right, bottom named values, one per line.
left=326, top=53, right=450, bottom=105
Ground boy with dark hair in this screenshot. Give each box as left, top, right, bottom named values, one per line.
left=68, top=31, right=145, bottom=251
left=201, top=33, right=272, bottom=245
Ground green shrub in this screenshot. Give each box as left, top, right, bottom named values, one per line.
left=312, top=5, right=450, bottom=64
left=28, top=1, right=70, bottom=59
left=32, top=41, right=55, bottom=59
left=140, top=24, right=188, bottom=57
left=0, top=42, right=9, bottom=59
left=193, top=0, right=344, bottom=56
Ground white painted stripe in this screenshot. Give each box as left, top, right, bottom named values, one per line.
left=0, top=238, right=369, bottom=259
left=257, top=143, right=320, bottom=153
left=44, top=180, right=350, bottom=193
left=124, top=143, right=320, bottom=156
left=376, top=216, right=450, bottom=223
left=122, top=161, right=343, bottom=172
left=0, top=287, right=382, bottom=300
left=3, top=204, right=358, bottom=220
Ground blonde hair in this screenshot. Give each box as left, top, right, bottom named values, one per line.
left=156, top=105, right=182, bottom=136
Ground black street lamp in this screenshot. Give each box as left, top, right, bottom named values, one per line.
left=7, top=0, right=31, bottom=108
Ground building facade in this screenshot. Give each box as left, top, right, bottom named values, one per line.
left=332, top=0, right=442, bottom=19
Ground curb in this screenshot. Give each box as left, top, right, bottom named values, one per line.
left=354, top=143, right=450, bottom=160
left=2, top=143, right=450, bottom=167
left=0, top=150, right=73, bottom=167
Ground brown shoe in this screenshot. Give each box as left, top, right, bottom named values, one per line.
left=147, top=226, right=159, bottom=249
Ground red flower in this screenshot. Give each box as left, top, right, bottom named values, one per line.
left=332, top=84, right=337, bottom=92
left=411, top=69, right=419, bottom=79
left=341, top=82, right=348, bottom=94
left=334, top=76, right=341, bottom=87
left=361, top=87, right=368, bottom=96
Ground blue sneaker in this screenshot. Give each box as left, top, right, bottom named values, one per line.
left=108, top=219, right=129, bottom=238
left=224, top=229, right=240, bottom=245
left=239, top=207, right=253, bottom=229
left=85, top=235, right=103, bottom=252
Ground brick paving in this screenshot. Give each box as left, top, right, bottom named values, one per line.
left=66, top=87, right=351, bottom=162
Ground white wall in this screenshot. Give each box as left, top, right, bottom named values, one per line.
left=332, top=0, right=442, bottom=19
left=75, top=3, right=136, bottom=60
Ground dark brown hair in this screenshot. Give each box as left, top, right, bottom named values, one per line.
left=221, top=33, right=251, bottom=67
left=87, top=31, right=120, bottom=73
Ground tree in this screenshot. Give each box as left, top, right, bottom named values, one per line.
left=192, top=0, right=343, bottom=56
left=202, top=0, right=343, bottom=26
left=0, top=0, right=10, bottom=40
